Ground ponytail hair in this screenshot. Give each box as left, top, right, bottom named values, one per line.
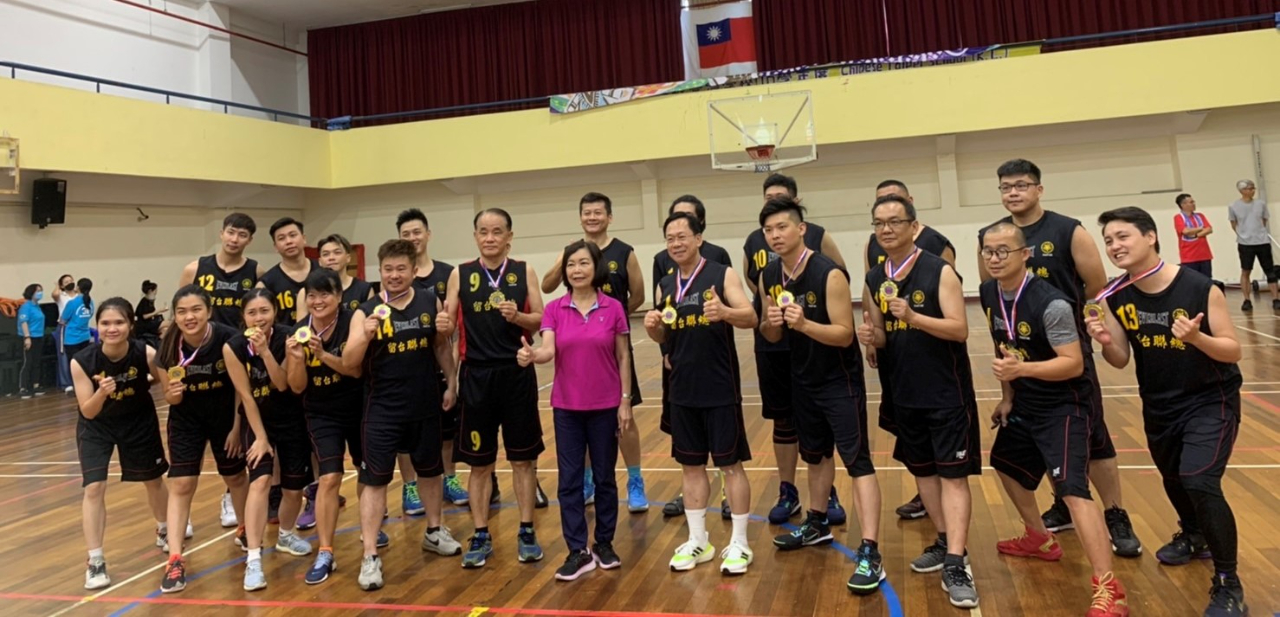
left=96, top=298, right=136, bottom=337
left=77, top=278, right=94, bottom=313
left=159, top=285, right=212, bottom=367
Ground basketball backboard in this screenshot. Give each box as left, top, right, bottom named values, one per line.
left=708, top=91, right=816, bottom=173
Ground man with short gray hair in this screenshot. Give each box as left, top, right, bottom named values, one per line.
left=1226, top=179, right=1276, bottom=311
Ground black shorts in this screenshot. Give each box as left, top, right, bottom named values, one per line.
left=438, top=371, right=460, bottom=442
left=793, top=390, right=874, bottom=477
left=306, top=412, right=363, bottom=476
left=244, top=418, right=314, bottom=491
left=670, top=402, right=752, bottom=467
left=625, top=338, right=644, bottom=407
left=167, top=404, right=246, bottom=478
left=1146, top=400, right=1240, bottom=483
left=1083, top=356, right=1117, bottom=460
left=660, top=363, right=672, bottom=435
left=755, top=350, right=792, bottom=420
left=1181, top=260, right=1213, bottom=279
left=77, top=413, right=168, bottom=487
left=455, top=363, right=544, bottom=467
left=875, top=368, right=898, bottom=436
left=896, top=404, right=981, bottom=479
left=361, top=413, right=443, bottom=486
left=990, top=411, right=1092, bottom=500
left=1238, top=243, right=1277, bottom=279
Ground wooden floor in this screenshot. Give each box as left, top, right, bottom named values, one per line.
left=3, top=303, right=1280, bottom=617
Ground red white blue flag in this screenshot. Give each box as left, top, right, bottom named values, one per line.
left=682, top=1, right=757, bottom=79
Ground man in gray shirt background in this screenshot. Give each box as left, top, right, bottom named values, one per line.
left=1227, top=179, right=1276, bottom=311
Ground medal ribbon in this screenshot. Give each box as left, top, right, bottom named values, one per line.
left=1091, top=260, right=1166, bottom=304
left=884, top=246, right=921, bottom=281
left=1180, top=212, right=1201, bottom=241
left=246, top=326, right=272, bottom=358
left=781, top=249, right=810, bottom=288
left=482, top=258, right=509, bottom=290
left=675, top=257, right=707, bottom=303
left=381, top=288, right=411, bottom=305
left=998, top=274, right=1032, bottom=342
left=308, top=314, right=338, bottom=342
left=177, top=324, right=212, bottom=368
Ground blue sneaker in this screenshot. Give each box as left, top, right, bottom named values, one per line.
left=305, top=550, right=335, bottom=585
left=443, top=474, right=469, bottom=505
left=583, top=471, right=596, bottom=506
left=627, top=474, right=649, bottom=513
left=360, top=530, right=391, bottom=548
left=462, top=532, right=493, bottom=569
left=846, top=545, right=885, bottom=595
left=517, top=528, right=544, bottom=563
left=243, top=559, right=266, bottom=591
left=826, top=487, right=847, bottom=527
left=768, top=481, right=801, bottom=524
left=402, top=481, right=425, bottom=516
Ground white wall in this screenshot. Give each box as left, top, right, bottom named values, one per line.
left=0, top=0, right=308, bottom=118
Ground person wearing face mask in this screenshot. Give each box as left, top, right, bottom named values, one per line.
left=18, top=283, right=47, bottom=398
left=54, top=274, right=78, bottom=392
left=136, top=280, right=167, bottom=350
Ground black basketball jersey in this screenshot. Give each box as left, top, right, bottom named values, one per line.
left=1108, top=268, right=1242, bottom=420
left=414, top=260, right=454, bottom=305
left=598, top=238, right=636, bottom=308
left=259, top=261, right=317, bottom=326
left=342, top=278, right=374, bottom=312
left=158, top=322, right=236, bottom=412
left=73, top=340, right=155, bottom=421
left=657, top=260, right=741, bottom=407
left=868, top=226, right=954, bottom=270
left=866, top=251, right=975, bottom=409
left=195, top=255, right=259, bottom=327
left=979, top=275, right=1092, bottom=416
left=458, top=258, right=531, bottom=364
left=228, top=325, right=295, bottom=424
left=761, top=253, right=863, bottom=399
left=358, top=290, right=440, bottom=419
left=745, top=223, right=827, bottom=352
left=652, top=241, right=733, bottom=305
left=981, top=211, right=1088, bottom=339
left=300, top=308, right=364, bottom=417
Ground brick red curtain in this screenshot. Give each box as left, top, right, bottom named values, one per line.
left=752, top=0, right=887, bottom=70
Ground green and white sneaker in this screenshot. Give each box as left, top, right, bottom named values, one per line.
left=719, top=542, right=753, bottom=575
left=669, top=539, right=715, bottom=572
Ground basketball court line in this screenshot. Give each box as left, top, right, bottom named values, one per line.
left=1236, top=325, right=1280, bottom=343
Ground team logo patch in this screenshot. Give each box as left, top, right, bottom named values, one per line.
left=911, top=290, right=926, bottom=306
left=1039, top=241, right=1054, bottom=256
left=349, top=300, right=359, bottom=309
left=505, top=273, right=518, bottom=285
left=703, top=289, right=715, bottom=301
left=1172, top=308, right=1189, bottom=321
left=805, top=291, right=818, bottom=306
left=608, top=261, right=619, bottom=273
left=216, top=359, right=226, bottom=372
left=127, top=366, right=138, bottom=378
left=436, top=282, right=445, bottom=294
left=421, top=313, right=432, bottom=327
left=1017, top=321, right=1032, bottom=337
left=242, top=279, right=253, bottom=289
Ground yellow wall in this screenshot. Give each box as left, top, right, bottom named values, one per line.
left=3, top=30, right=1279, bottom=189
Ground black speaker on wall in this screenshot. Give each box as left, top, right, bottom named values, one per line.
left=32, top=178, right=67, bottom=229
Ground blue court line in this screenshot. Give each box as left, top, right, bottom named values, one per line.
left=109, top=500, right=905, bottom=617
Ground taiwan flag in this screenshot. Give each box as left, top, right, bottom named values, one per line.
left=682, top=0, right=757, bottom=79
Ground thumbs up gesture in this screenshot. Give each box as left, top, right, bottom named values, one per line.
left=857, top=311, right=876, bottom=347
left=991, top=344, right=1022, bottom=382
left=781, top=297, right=806, bottom=331
left=703, top=287, right=725, bottom=322
left=1171, top=311, right=1205, bottom=343
left=764, top=294, right=784, bottom=328
left=435, top=309, right=453, bottom=337
left=516, top=336, right=534, bottom=367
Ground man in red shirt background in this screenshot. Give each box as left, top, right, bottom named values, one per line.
left=1174, top=193, right=1214, bottom=278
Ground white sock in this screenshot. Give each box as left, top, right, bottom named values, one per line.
left=247, top=548, right=262, bottom=562
left=156, top=522, right=168, bottom=533
left=685, top=508, right=707, bottom=545
left=731, top=513, right=750, bottom=547
left=88, top=548, right=104, bottom=562
left=279, top=527, right=294, bottom=539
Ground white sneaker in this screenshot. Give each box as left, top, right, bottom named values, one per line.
left=85, top=560, right=110, bottom=590
left=669, top=538, right=715, bottom=572
left=220, top=492, right=237, bottom=528
left=185, top=521, right=194, bottom=539
left=719, top=541, right=754, bottom=575
left=358, top=555, right=383, bottom=591
left=65, top=386, right=74, bottom=394
left=422, top=526, right=462, bottom=556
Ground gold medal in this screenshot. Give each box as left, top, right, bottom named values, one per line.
left=661, top=306, right=678, bottom=325
left=1082, top=302, right=1105, bottom=321
left=372, top=304, right=392, bottom=320
left=294, top=326, right=313, bottom=344
left=777, top=291, right=795, bottom=307
left=489, top=291, right=506, bottom=306
left=167, top=366, right=186, bottom=381
left=880, top=280, right=899, bottom=300
left=244, top=327, right=259, bottom=338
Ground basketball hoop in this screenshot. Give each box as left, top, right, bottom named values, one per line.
left=746, top=144, right=776, bottom=173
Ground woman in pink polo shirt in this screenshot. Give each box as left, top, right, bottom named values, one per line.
left=518, top=239, right=632, bottom=582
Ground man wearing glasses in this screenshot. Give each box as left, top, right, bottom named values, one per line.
left=976, top=159, right=1141, bottom=558
left=1227, top=179, right=1276, bottom=311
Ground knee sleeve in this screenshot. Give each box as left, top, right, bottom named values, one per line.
left=772, top=417, right=798, bottom=445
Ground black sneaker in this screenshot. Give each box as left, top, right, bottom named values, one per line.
left=489, top=473, right=501, bottom=506
left=267, top=485, right=283, bottom=524
left=721, top=497, right=732, bottom=520
left=535, top=480, right=549, bottom=509
left=554, top=549, right=596, bottom=581
left=846, top=545, right=885, bottom=596
left=895, top=493, right=927, bottom=520
left=773, top=512, right=833, bottom=550
left=1157, top=529, right=1211, bottom=565
left=1041, top=498, right=1074, bottom=532
left=593, top=542, right=621, bottom=570
left=1205, top=574, right=1248, bottom=616
left=1105, top=506, right=1142, bottom=557
left=941, top=563, right=979, bottom=608
left=160, top=556, right=186, bottom=594
left=1242, top=299, right=1253, bottom=312
left=662, top=494, right=685, bottom=517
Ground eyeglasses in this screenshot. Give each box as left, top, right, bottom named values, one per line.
left=871, top=218, right=916, bottom=230
left=998, top=182, right=1039, bottom=194
left=981, top=246, right=1027, bottom=261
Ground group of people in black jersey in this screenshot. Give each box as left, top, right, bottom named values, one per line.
left=65, top=158, right=1247, bottom=617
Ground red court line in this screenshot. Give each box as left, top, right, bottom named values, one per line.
left=0, top=477, right=78, bottom=506
left=0, top=592, right=776, bottom=617
left=1242, top=391, right=1280, bottom=415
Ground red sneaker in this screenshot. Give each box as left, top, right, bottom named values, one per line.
left=996, top=525, right=1063, bottom=561
left=1086, top=572, right=1129, bottom=616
